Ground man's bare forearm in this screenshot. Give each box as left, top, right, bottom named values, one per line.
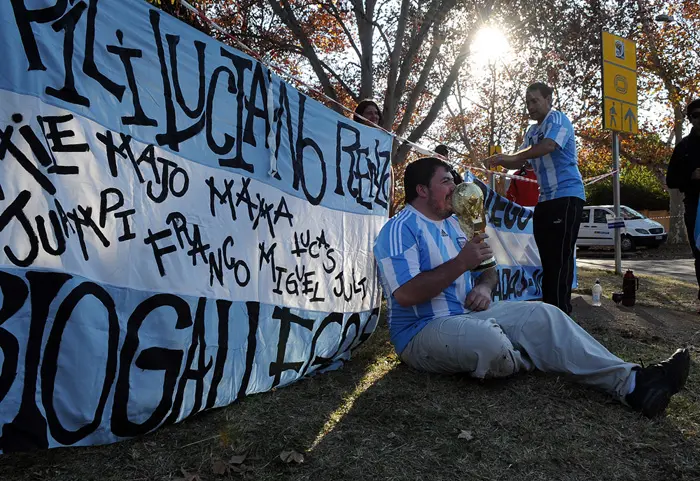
left=497, top=139, right=558, bottom=169
left=496, top=156, right=529, bottom=169
left=515, top=140, right=557, bottom=161
left=474, top=266, right=498, bottom=292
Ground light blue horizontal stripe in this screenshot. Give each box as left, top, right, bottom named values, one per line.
left=0, top=266, right=379, bottom=450
left=0, top=0, right=391, bottom=217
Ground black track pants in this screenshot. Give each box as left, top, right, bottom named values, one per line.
left=533, top=196, right=584, bottom=314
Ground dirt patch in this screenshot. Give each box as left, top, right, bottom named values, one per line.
left=637, top=243, right=695, bottom=260
left=578, top=242, right=693, bottom=261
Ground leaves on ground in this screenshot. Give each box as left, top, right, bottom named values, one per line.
left=212, top=454, right=252, bottom=476
left=212, top=459, right=229, bottom=475
left=173, top=468, right=202, bottom=481
left=279, top=449, right=305, bottom=464
left=229, top=453, right=248, bottom=465
left=457, top=430, right=474, bottom=441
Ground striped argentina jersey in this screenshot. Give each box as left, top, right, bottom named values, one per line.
left=522, top=109, right=585, bottom=202
left=373, top=204, right=475, bottom=354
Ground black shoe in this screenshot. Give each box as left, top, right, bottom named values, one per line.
left=625, top=348, right=691, bottom=418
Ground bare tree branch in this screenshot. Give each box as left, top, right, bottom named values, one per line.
left=266, top=0, right=342, bottom=110
left=350, top=0, right=376, bottom=100
left=391, top=0, right=451, bottom=119
left=396, top=26, right=446, bottom=136
left=384, top=0, right=411, bottom=126
left=318, top=59, right=360, bottom=103
left=319, top=1, right=362, bottom=64
left=394, top=28, right=475, bottom=165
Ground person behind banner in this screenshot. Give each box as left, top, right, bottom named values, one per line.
left=506, top=163, right=539, bottom=207
left=486, top=82, right=584, bottom=314
left=435, top=144, right=463, bottom=184
left=354, top=99, right=382, bottom=127
left=666, top=98, right=700, bottom=307
left=373, top=156, right=690, bottom=418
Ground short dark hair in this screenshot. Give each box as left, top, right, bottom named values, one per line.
left=687, top=99, right=700, bottom=117
left=404, top=157, right=451, bottom=204
left=526, top=82, right=554, bottom=99
left=353, top=99, right=382, bottom=125
left=434, top=144, right=449, bottom=157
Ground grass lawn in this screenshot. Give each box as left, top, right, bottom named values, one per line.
left=0, top=268, right=698, bottom=481
left=575, top=266, right=699, bottom=314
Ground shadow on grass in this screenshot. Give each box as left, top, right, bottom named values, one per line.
left=288, top=318, right=700, bottom=481
left=1, top=315, right=698, bottom=481
left=0, top=326, right=398, bottom=481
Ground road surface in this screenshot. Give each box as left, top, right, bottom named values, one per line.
left=577, top=258, right=696, bottom=285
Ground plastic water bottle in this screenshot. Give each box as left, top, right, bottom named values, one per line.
left=592, top=279, right=602, bottom=306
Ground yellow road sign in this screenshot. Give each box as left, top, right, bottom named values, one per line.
left=488, top=144, right=502, bottom=171
left=602, top=63, right=637, bottom=105
left=602, top=32, right=637, bottom=134
left=603, top=98, right=637, bottom=133
left=602, top=32, right=636, bottom=70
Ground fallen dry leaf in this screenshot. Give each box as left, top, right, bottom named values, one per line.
left=212, top=459, right=230, bottom=475
left=174, top=468, right=202, bottom=481
left=458, top=430, right=474, bottom=441
left=229, top=453, right=248, bottom=465
left=279, top=449, right=305, bottom=464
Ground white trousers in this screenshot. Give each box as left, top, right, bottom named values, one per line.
left=399, top=301, right=637, bottom=400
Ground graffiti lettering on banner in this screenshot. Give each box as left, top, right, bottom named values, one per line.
left=0, top=0, right=389, bottom=452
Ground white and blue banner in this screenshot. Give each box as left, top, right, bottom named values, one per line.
left=0, top=0, right=390, bottom=452
left=475, top=178, right=554, bottom=299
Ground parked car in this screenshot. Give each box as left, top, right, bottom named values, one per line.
left=578, top=205, right=667, bottom=251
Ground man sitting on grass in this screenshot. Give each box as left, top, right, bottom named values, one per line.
left=373, top=156, right=691, bottom=417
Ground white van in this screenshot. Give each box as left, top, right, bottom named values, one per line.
left=578, top=205, right=667, bottom=251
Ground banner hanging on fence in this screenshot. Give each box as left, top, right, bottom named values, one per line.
left=472, top=177, right=555, bottom=300
left=0, top=0, right=391, bottom=452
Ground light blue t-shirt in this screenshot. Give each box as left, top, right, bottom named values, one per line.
left=373, top=205, right=476, bottom=354
left=522, top=109, right=585, bottom=201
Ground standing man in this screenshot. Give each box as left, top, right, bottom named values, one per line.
left=373, top=156, right=690, bottom=418
left=666, top=99, right=700, bottom=305
left=486, top=82, right=585, bottom=314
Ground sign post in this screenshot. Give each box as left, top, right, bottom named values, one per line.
left=489, top=144, right=502, bottom=191
left=602, top=31, right=637, bottom=275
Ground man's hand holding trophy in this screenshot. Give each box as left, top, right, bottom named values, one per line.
left=451, top=181, right=497, bottom=272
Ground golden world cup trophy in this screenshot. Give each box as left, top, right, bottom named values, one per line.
left=451, top=181, right=497, bottom=272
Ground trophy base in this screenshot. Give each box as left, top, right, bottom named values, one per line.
left=472, top=256, right=497, bottom=272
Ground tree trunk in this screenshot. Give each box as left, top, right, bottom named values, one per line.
left=668, top=189, right=686, bottom=244
left=668, top=107, right=687, bottom=244
left=353, top=0, right=375, bottom=101
left=636, top=0, right=687, bottom=244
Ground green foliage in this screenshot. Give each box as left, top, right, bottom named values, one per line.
left=585, top=165, right=669, bottom=210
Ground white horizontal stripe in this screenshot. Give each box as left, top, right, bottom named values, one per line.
left=485, top=227, right=541, bottom=267
left=0, top=90, right=385, bottom=313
